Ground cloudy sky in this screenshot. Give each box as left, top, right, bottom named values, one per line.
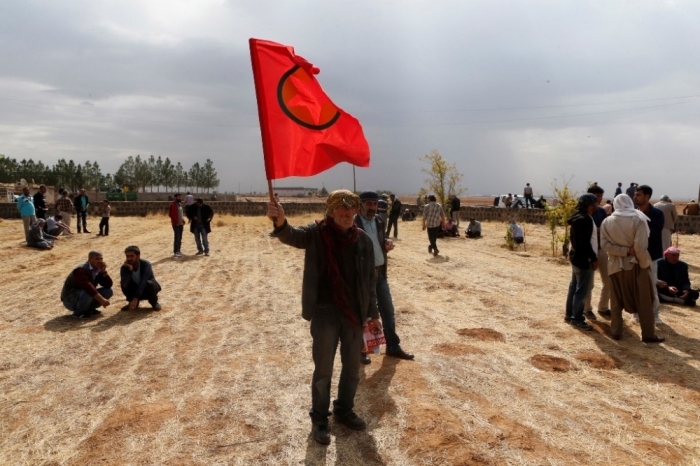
left=1, top=0, right=699, bottom=199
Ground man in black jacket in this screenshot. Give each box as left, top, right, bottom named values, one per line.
left=385, top=194, right=401, bottom=238
left=267, top=189, right=382, bottom=446
left=74, top=189, right=90, bottom=233
left=33, top=185, right=49, bottom=220
left=186, top=198, right=214, bottom=256
left=450, top=195, right=461, bottom=225
left=120, top=245, right=161, bottom=311
left=355, top=191, right=414, bottom=364
left=564, top=194, right=599, bottom=330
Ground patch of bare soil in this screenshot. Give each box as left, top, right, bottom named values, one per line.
left=529, top=354, right=572, bottom=372
left=575, top=350, right=622, bottom=370
left=457, top=328, right=505, bottom=342
left=1, top=214, right=700, bottom=465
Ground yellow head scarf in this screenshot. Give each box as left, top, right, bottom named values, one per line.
left=325, top=189, right=361, bottom=216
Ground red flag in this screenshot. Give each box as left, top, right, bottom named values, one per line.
left=249, top=38, right=370, bottom=180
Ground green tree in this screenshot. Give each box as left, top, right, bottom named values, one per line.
left=161, top=157, right=175, bottom=191
left=201, top=159, right=219, bottom=193
left=419, top=149, right=466, bottom=213
left=174, top=162, right=186, bottom=191
left=0, top=155, right=19, bottom=183
left=134, top=155, right=151, bottom=192
left=188, top=162, right=202, bottom=192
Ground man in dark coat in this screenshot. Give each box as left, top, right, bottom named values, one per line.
left=657, top=247, right=699, bottom=306
left=634, top=184, right=665, bottom=324
left=267, top=189, right=382, bottom=446
left=186, top=198, right=214, bottom=256
left=385, top=194, right=401, bottom=238
left=61, top=250, right=113, bottom=318
left=33, top=185, right=49, bottom=220
left=564, top=194, right=599, bottom=330
left=355, top=191, right=414, bottom=365
left=120, top=245, right=161, bottom=311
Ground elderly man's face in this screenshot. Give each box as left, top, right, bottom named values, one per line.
left=362, top=200, right=377, bottom=220
left=329, top=205, right=358, bottom=230
left=666, top=253, right=680, bottom=265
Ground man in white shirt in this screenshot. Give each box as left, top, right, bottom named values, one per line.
left=46, top=214, right=73, bottom=236
left=466, top=218, right=482, bottom=238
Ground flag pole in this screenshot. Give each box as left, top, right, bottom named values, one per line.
left=353, top=166, right=356, bottom=193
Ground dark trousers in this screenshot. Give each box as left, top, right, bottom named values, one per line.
left=123, top=280, right=160, bottom=305
left=565, top=265, right=593, bottom=322
left=309, top=305, right=363, bottom=425
left=62, top=287, right=113, bottom=316
left=99, top=217, right=109, bottom=235
left=36, top=210, right=47, bottom=220
left=427, top=226, right=440, bottom=253
left=386, top=215, right=399, bottom=238
left=376, top=270, right=400, bottom=350
left=524, top=195, right=533, bottom=209
left=76, top=211, right=88, bottom=232
left=466, top=231, right=481, bottom=238
left=172, top=225, right=183, bottom=253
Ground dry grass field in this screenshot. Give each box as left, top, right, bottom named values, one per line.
left=2, top=213, right=700, bottom=465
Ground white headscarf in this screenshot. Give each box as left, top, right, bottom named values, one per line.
left=612, top=194, right=650, bottom=236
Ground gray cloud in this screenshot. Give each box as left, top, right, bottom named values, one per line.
left=1, top=0, right=699, bottom=199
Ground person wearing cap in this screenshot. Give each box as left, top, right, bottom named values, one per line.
left=120, top=245, right=161, bottom=311
left=267, top=190, right=382, bottom=446
left=466, top=218, right=481, bottom=238
left=654, top=195, right=678, bottom=251
left=186, top=197, right=214, bottom=256
left=600, top=194, right=665, bottom=343
left=656, top=247, right=698, bottom=306
left=564, top=194, right=599, bottom=331
left=27, top=218, right=58, bottom=249
left=355, top=191, right=415, bottom=364
left=61, top=250, right=113, bottom=318
left=422, top=194, right=445, bottom=256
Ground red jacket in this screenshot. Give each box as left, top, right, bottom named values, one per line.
left=169, top=201, right=184, bottom=226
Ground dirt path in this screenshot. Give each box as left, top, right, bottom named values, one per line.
left=1, top=214, right=699, bottom=465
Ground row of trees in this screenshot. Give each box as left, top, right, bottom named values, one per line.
left=0, top=154, right=219, bottom=193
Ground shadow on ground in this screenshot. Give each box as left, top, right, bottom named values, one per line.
left=44, top=308, right=157, bottom=333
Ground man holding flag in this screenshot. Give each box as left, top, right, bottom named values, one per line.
left=267, top=192, right=382, bottom=445
left=251, top=38, right=377, bottom=445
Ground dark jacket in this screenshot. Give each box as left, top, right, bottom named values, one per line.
left=389, top=198, right=402, bottom=217
left=74, top=194, right=89, bottom=212
left=33, top=191, right=48, bottom=214
left=272, top=221, right=379, bottom=322
left=567, top=211, right=597, bottom=269
left=354, top=214, right=388, bottom=277
left=61, top=262, right=113, bottom=304
left=656, top=258, right=692, bottom=292
left=185, top=203, right=214, bottom=234
left=120, top=259, right=158, bottom=300
left=642, top=205, right=665, bottom=260
left=450, top=197, right=461, bottom=213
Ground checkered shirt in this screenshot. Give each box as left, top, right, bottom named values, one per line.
left=423, top=202, right=444, bottom=228
left=55, top=197, right=73, bottom=213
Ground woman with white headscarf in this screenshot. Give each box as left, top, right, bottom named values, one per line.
left=599, top=195, right=664, bottom=343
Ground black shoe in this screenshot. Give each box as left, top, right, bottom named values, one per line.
left=311, top=424, right=330, bottom=445
left=564, top=316, right=572, bottom=323
left=97, top=233, right=103, bottom=236
left=195, top=251, right=204, bottom=255
left=642, top=335, right=665, bottom=343
left=570, top=320, right=593, bottom=331
left=84, top=230, right=91, bottom=233
left=151, top=303, right=162, bottom=311
left=120, top=305, right=130, bottom=311
left=90, top=309, right=102, bottom=316
left=333, top=411, right=367, bottom=431
left=598, top=309, right=612, bottom=319
left=583, top=310, right=598, bottom=321
left=428, top=245, right=433, bottom=253
left=75, top=312, right=91, bottom=319
left=360, top=353, right=371, bottom=365
left=386, top=348, right=415, bottom=360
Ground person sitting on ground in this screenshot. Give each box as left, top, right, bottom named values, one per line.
left=509, top=220, right=524, bottom=243
left=683, top=200, right=699, bottom=216
left=532, top=195, right=546, bottom=209
left=505, top=194, right=513, bottom=208
left=438, top=219, right=459, bottom=237
left=656, top=247, right=699, bottom=306
left=401, top=208, right=415, bottom=221
left=27, top=219, right=59, bottom=249
left=120, top=245, right=161, bottom=311
left=466, top=218, right=482, bottom=238
left=60, top=250, right=113, bottom=318
left=46, top=214, right=72, bottom=236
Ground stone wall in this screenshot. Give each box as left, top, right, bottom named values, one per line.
left=2, top=201, right=700, bottom=234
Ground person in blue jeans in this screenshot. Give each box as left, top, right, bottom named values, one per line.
left=565, top=194, right=599, bottom=330
left=60, top=250, right=113, bottom=318
left=186, top=198, right=214, bottom=256
left=354, top=191, right=414, bottom=363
